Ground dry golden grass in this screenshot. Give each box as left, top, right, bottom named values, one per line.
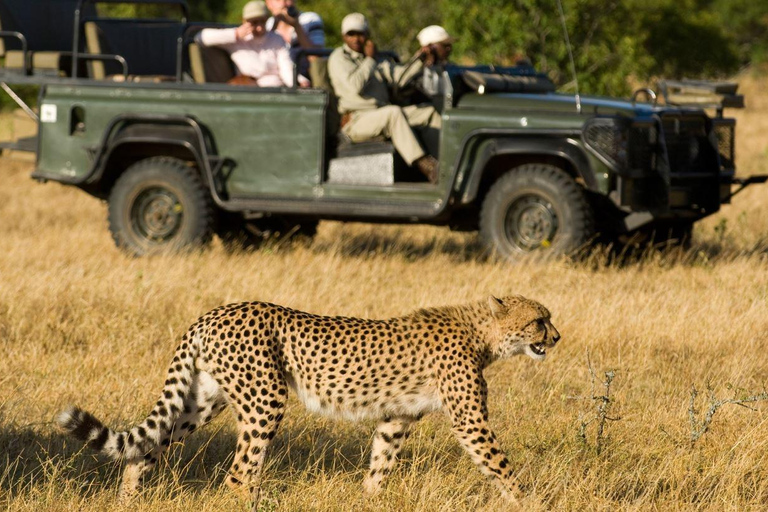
left=2, top=73, right=768, bottom=512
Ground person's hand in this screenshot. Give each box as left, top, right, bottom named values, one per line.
left=276, top=8, right=299, bottom=27
left=364, top=39, right=376, bottom=58
left=235, top=22, right=254, bottom=40
left=419, top=45, right=435, bottom=66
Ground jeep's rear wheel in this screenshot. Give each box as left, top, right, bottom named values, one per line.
left=480, top=164, right=594, bottom=260
left=108, top=157, right=214, bottom=256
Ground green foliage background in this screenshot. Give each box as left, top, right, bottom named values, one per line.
left=2, top=0, right=767, bottom=108
left=204, top=0, right=768, bottom=96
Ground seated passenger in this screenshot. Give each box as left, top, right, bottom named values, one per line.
left=416, top=25, right=455, bottom=98
left=265, top=0, right=325, bottom=61
left=196, top=1, right=298, bottom=87
left=327, top=13, right=441, bottom=183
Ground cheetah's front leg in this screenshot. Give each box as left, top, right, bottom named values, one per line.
left=450, top=420, right=520, bottom=503
left=363, top=416, right=414, bottom=495
left=439, top=365, right=521, bottom=504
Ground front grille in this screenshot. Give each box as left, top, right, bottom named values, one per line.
left=583, top=120, right=624, bottom=168
left=713, top=122, right=735, bottom=169
left=627, top=124, right=657, bottom=173
left=583, top=118, right=657, bottom=174
left=661, top=116, right=714, bottom=174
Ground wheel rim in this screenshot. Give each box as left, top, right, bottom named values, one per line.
left=504, top=194, right=559, bottom=251
left=131, top=187, right=183, bottom=243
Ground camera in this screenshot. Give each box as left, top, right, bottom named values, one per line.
left=286, top=5, right=299, bottom=18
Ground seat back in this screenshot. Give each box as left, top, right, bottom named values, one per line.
left=308, top=57, right=343, bottom=163
left=83, top=19, right=183, bottom=79
left=83, top=21, right=106, bottom=79
left=188, top=41, right=235, bottom=84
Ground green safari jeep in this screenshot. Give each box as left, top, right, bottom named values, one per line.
left=3, top=0, right=764, bottom=259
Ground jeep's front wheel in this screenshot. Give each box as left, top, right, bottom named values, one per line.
left=479, top=164, right=594, bottom=260
left=108, top=157, right=215, bottom=256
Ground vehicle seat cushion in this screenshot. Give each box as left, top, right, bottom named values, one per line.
left=31, top=51, right=68, bottom=71
left=4, top=50, right=25, bottom=69
left=336, top=139, right=394, bottom=159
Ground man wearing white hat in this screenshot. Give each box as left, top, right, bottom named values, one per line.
left=327, top=13, right=441, bottom=183
left=417, top=25, right=455, bottom=98
left=196, top=1, right=300, bottom=87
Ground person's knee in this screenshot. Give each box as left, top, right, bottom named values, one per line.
left=382, top=105, right=406, bottom=122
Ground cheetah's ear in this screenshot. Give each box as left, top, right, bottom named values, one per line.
left=488, top=296, right=507, bottom=318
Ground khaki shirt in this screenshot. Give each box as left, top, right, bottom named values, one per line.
left=328, top=44, right=423, bottom=114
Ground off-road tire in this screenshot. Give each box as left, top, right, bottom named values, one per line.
left=480, top=164, right=594, bottom=261
left=108, top=157, right=215, bottom=256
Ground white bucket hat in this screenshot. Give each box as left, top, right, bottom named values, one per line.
left=341, top=13, right=369, bottom=35
left=417, top=25, right=455, bottom=47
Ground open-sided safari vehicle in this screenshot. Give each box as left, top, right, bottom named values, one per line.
left=2, top=0, right=765, bottom=258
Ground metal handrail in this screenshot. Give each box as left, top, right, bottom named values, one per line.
left=632, top=88, right=657, bottom=106
left=78, top=53, right=129, bottom=79
left=0, top=31, right=29, bottom=74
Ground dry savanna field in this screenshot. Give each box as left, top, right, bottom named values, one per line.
left=2, top=72, right=768, bottom=511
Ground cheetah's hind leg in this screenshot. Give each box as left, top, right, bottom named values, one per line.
left=119, top=370, right=227, bottom=500
left=363, top=416, right=415, bottom=495
left=221, top=375, right=288, bottom=509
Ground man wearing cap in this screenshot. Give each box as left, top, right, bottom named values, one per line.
left=417, top=25, right=455, bottom=99
left=327, top=13, right=441, bottom=183
left=196, top=1, right=299, bottom=87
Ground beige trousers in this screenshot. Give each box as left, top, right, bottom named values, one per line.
left=342, top=105, right=442, bottom=165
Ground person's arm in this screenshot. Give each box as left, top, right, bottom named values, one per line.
left=328, top=48, right=377, bottom=94
left=197, top=27, right=238, bottom=47
left=279, top=10, right=324, bottom=50
left=391, top=53, right=425, bottom=87
left=276, top=44, right=295, bottom=87
left=299, top=12, right=325, bottom=48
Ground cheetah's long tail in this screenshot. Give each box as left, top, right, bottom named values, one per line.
left=56, top=329, right=201, bottom=461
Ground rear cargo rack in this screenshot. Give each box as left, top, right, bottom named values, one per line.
left=659, top=80, right=744, bottom=117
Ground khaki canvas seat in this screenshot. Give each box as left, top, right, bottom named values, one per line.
left=187, top=41, right=235, bottom=84
left=1, top=48, right=26, bottom=72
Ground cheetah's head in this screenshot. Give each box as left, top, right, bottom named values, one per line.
left=487, top=295, right=560, bottom=361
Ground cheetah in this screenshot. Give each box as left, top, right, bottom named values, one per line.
left=57, top=295, right=560, bottom=506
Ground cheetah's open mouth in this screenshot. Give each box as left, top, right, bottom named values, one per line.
left=529, top=343, right=547, bottom=356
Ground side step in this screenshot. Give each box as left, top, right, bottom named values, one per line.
left=327, top=140, right=396, bottom=186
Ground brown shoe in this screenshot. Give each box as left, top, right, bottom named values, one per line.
left=415, top=155, right=439, bottom=184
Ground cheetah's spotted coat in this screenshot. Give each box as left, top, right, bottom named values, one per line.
left=57, top=295, right=560, bottom=506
